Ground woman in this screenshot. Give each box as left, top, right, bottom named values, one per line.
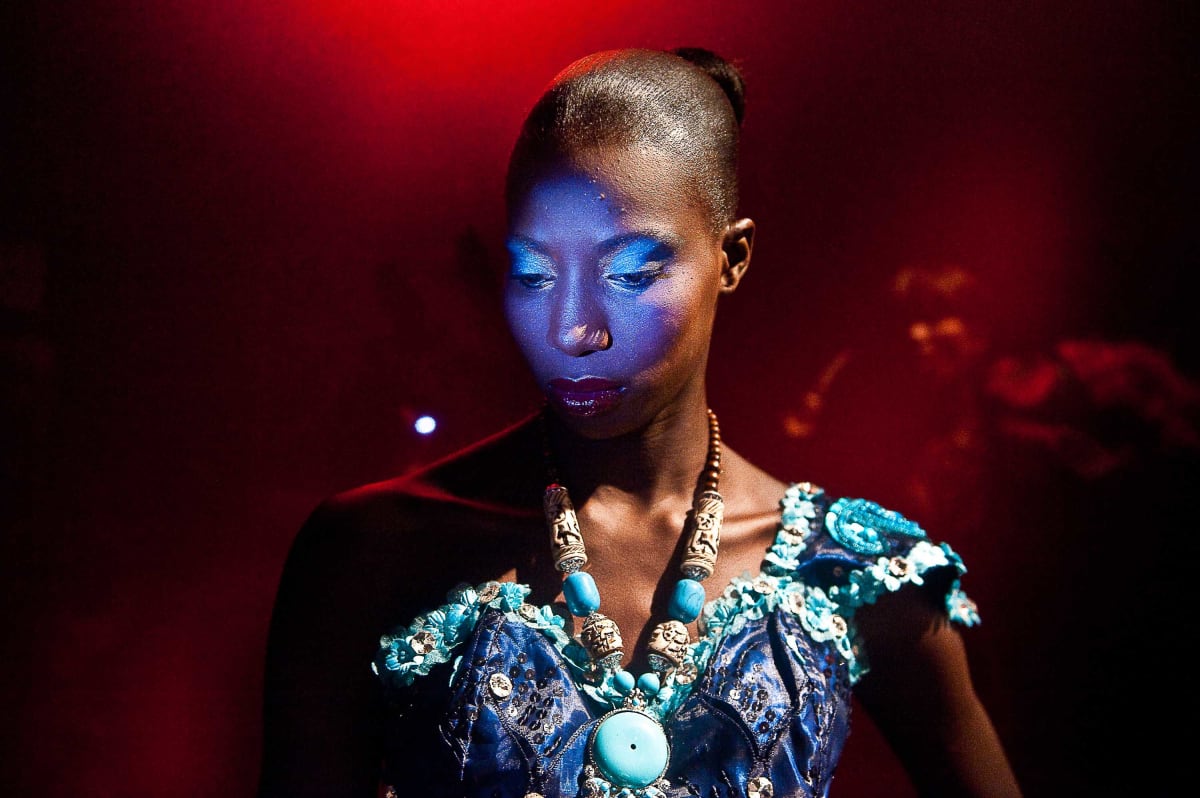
left=258, top=47, right=1021, bottom=797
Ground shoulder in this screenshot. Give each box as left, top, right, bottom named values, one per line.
left=781, top=483, right=980, bottom=628
left=295, top=411, right=545, bottom=558
left=284, top=415, right=547, bottom=617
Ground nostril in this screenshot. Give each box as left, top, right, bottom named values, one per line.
left=588, top=328, right=612, bottom=352
left=553, top=323, right=611, bottom=357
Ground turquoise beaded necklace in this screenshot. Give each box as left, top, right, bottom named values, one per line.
left=541, top=408, right=724, bottom=796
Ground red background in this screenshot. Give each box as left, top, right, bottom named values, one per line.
left=4, top=2, right=1195, bottom=796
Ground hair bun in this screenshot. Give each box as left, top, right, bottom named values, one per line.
left=672, top=46, right=746, bottom=125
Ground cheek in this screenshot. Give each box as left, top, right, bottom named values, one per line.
left=611, top=292, right=701, bottom=367
left=503, top=291, right=544, bottom=355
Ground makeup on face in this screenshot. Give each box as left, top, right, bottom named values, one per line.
left=503, top=147, right=725, bottom=434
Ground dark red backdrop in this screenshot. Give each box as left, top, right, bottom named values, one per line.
left=4, top=2, right=1195, bottom=796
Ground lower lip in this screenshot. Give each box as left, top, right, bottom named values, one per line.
left=547, top=385, right=625, bottom=417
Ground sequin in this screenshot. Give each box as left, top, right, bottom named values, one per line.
left=747, top=775, right=774, bottom=798
left=410, top=631, right=436, bottom=655
left=477, top=582, right=500, bottom=603
left=371, top=483, right=978, bottom=795
left=673, top=661, right=698, bottom=685
left=488, top=672, right=513, bottom=699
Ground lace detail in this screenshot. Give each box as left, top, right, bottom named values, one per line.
left=373, top=484, right=976, bottom=701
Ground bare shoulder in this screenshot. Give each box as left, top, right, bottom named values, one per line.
left=287, top=413, right=547, bottom=623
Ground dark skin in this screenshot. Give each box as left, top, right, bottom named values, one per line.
left=258, top=144, right=1021, bottom=797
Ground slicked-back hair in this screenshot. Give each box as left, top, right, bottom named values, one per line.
left=505, top=48, right=746, bottom=233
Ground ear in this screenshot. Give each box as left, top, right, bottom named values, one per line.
left=719, top=218, right=755, bottom=294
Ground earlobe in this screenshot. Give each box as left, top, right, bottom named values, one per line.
left=719, top=218, right=755, bottom=294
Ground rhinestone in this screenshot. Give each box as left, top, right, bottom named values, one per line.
left=747, top=775, right=774, bottom=798
left=409, top=631, right=436, bottom=655
left=488, top=672, right=513, bottom=699
left=752, top=577, right=776, bottom=595
left=525, top=793, right=545, bottom=798
left=518, top=603, right=541, bottom=622
left=830, top=615, right=848, bottom=637
left=477, top=582, right=500, bottom=603
left=779, top=529, right=805, bottom=544
left=674, top=661, right=698, bottom=685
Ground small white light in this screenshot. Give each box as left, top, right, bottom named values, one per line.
left=414, top=415, right=437, bottom=435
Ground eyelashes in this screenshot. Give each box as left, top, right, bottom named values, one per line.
left=507, top=247, right=555, bottom=289
left=505, top=238, right=674, bottom=292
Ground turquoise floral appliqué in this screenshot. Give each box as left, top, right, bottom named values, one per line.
left=373, top=484, right=979, bottom=703
left=824, top=496, right=927, bottom=555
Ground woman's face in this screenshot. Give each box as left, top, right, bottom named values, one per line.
left=504, top=145, right=729, bottom=438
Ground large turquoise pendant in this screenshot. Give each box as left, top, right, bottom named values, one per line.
left=585, top=708, right=670, bottom=792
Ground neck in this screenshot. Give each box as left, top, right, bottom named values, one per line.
left=544, top=400, right=715, bottom=506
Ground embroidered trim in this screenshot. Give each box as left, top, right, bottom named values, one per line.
left=373, top=484, right=976, bottom=700
left=824, top=496, right=927, bottom=555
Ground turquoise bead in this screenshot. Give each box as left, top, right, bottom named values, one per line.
left=668, top=578, right=706, bottom=623
left=636, top=672, right=660, bottom=696
left=591, top=710, right=670, bottom=788
left=613, top=670, right=636, bottom=694
left=563, top=572, right=601, bottom=617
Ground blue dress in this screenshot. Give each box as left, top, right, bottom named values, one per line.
left=372, top=483, right=978, bottom=797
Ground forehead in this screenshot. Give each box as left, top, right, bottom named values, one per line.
left=508, top=145, right=708, bottom=239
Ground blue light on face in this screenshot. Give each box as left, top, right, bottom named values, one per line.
left=414, top=415, right=437, bottom=435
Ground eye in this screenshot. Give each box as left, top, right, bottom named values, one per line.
left=506, top=244, right=556, bottom=290
left=510, top=273, right=554, bottom=291
left=602, top=238, right=672, bottom=291
left=607, top=271, right=662, bottom=289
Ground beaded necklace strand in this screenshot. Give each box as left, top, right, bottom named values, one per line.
left=540, top=407, right=724, bottom=794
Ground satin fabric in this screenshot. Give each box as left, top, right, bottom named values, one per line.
left=376, top=492, right=964, bottom=797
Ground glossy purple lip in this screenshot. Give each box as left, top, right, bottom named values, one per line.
left=547, top=378, right=625, bottom=416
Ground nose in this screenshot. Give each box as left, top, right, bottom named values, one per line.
left=550, top=278, right=611, bottom=357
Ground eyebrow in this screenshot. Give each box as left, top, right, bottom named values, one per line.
left=505, top=235, right=551, bottom=256
left=598, top=231, right=681, bottom=255
left=504, top=229, right=682, bottom=257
